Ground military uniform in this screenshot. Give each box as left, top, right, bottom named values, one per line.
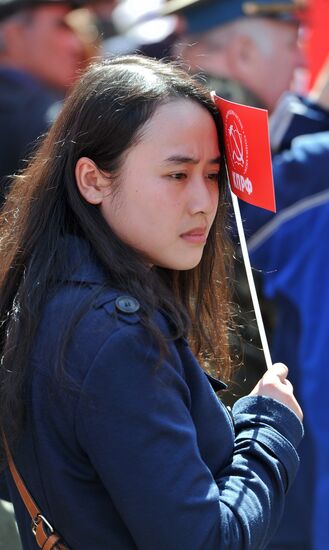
left=250, top=181, right=329, bottom=550
left=241, top=87, right=329, bottom=550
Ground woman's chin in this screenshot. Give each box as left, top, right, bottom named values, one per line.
left=155, top=253, right=203, bottom=271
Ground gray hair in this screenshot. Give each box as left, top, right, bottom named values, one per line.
left=175, top=16, right=279, bottom=59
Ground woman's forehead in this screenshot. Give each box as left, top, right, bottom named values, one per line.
left=140, top=100, right=220, bottom=151
left=120, top=104, right=220, bottom=170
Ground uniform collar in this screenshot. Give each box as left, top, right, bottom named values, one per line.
left=200, top=74, right=265, bottom=109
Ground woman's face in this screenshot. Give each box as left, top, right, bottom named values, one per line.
left=101, top=99, right=220, bottom=270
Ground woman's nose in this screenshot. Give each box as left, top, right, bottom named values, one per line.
left=188, top=176, right=218, bottom=215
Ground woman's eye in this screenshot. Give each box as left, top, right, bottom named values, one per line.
left=169, top=173, right=187, bottom=180
left=207, top=172, right=220, bottom=181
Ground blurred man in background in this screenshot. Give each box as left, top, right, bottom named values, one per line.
left=0, top=0, right=90, bottom=205
left=165, top=2, right=329, bottom=548
left=247, top=56, right=329, bottom=550
left=162, top=0, right=307, bottom=396
left=162, top=0, right=309, bottom=400
left=0, top=1, right=95, bottom=543
left=165, top=0, right=306, bottom=111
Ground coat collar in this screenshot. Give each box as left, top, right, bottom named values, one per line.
left=60, top=234, right=107, bottom=285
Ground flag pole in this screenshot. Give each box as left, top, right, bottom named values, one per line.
left=230, top=189, right=273, bottom=370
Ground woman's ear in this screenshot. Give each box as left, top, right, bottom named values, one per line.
left=75, top=157, right=109, bottom=205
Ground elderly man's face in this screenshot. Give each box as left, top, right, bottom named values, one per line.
left=178, top=18, right=305, bottom=113
left=12, top=4, right=85, bottom=91
left=237, top=19, right=305, bottom=112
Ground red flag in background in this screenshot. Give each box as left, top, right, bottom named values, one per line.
left=214, top=95, right=276, bottom=213
left=304, top=0, right=329, bottom=89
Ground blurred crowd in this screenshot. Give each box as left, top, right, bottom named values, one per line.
left=0, top=0, right=329, bottom=549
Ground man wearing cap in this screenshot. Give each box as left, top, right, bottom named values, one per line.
left=0, top=2, right=85, bottom=538
left=164, top=0, right=307, bottom=403
left=164, top=4, right=320, bottom=549
left=165, top=0, right=306, bottom=112
left=0, top=0, right=86, bottom=206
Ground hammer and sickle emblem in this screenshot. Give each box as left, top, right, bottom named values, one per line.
left=228, top=123, right=244, bottom=167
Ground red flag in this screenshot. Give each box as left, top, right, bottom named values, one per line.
left=214, top=95, right=276, bottom=212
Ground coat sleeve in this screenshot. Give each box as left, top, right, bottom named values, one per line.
left=270, top=93, right=329, bottom=153
left=75, top=323, right=303, bottom=550
left=240, top=131, right=329, bottom=239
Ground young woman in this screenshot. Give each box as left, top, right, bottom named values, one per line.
left=0, top=55, right=303, bottom=549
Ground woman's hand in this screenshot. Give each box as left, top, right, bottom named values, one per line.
left=249, top=363, right=303, bottom=421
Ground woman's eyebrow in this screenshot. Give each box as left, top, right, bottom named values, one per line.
left=164, top=155, right=221, bottom=164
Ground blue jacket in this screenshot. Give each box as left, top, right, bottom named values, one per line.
left=233, top=97, right=329, bottom=549
left=0, top=68, right=62, bottom=206
left=1, top=236, right=303, bottom=549
left=239, top=94, right=329, bottom=238
left=250, top=193, right=329, bottom=549
left=270, top=93, right=329, bottom=154
left=240, top=131, right=329, bottom=239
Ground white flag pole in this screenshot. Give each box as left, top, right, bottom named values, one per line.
left=230, top=189, right=273, bottom=370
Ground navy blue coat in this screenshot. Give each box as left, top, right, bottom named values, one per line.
left=1, top=236, right=303, bottom=549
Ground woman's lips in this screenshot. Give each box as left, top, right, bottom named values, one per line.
left=180, top=227, right=207, bottom=244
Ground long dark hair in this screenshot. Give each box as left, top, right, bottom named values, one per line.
left=0, top=55, right=233, bottom=457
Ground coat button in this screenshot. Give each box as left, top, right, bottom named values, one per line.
left=115, top=296, right=140, bottom=314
